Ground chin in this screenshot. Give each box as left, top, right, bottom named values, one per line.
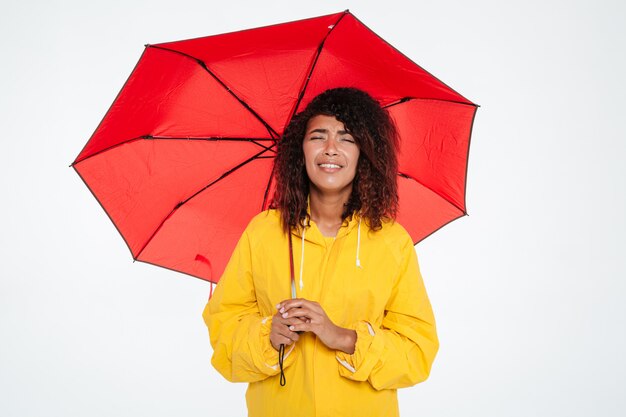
left=311, top=181, right=354, bottom=196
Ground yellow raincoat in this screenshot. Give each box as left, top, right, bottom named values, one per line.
left=203, top=209, right=438, bottom=417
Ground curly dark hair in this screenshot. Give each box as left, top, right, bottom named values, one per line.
left=271, top=87, right=399, bottom=233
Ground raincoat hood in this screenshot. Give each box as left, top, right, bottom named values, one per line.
left=291, top=210, right=362, bottom=242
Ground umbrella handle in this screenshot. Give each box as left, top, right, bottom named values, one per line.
left=279, top=343, right=286, bottom=386
left=277, top=233, right=293, bottom=386
left=278, top=231, right=299, bottom=387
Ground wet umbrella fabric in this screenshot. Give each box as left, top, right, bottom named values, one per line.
left=72, top=10, right=478, bottom=285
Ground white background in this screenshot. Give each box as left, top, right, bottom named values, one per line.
left=1, top=0, right=625, bottom=416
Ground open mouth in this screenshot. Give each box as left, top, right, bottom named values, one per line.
left=318, top=163, right=342, bottom=169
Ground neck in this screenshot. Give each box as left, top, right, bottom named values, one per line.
left=308, top=185, right=352, bottom=235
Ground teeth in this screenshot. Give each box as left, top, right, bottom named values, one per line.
left=319, top=164, right=341, bottom=168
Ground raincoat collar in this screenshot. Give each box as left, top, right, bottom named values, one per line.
left=290, top=198, right=363, bottom=245
left=288, top=199, right=364, bottom=294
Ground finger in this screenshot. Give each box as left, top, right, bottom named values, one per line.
left=273, top=314, right=307, bottom=326
left=275, top=300, right=292, bottom=310
left=288, top=322, right=312, bottom=333
left=272, top=335, right=294, bottom=346
left=283, top=317, right=308, bottom=326
left=283, top=300, right=324, bottom=316
left=282, top=308, right=316, bottom=320
left=278, top=298, right=310, bottom=313
left=274, top=324, right=300, bottom=342
left=282, top=330, right=300, bottom=343
left=275, top=320, right=307, bottom=334
left=276, top=298, right=304, bottom=310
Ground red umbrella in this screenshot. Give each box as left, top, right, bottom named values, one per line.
left=72, top=10, right=478, bottom=286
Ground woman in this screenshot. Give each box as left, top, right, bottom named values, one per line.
left=203, top=88, right=438, bottom=417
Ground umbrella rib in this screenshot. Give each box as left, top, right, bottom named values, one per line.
left=71, top=136, right=274, bottom=166
left=398, top=172, right=466, bottom=215
left=384, top=97, right=481, bottom=109
left=72, top=163, right=137, bottom=264
left=72, top=48, right=150, bottom=166
left=412, top=212, right=468, bottom=246
left=147, top=44, right=280, bottom=141
left=148, top=136, right=274, bottom=141
left=287, top=10, right=350, bottom=123
left=349, top=13, right=477, bottom=106
left=136, top=258, right=217, bottom=284
left=145, top=135, right=276, bottom=152
left=135, top=144, right=277, bottom=260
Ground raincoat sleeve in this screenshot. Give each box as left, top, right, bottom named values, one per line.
left=335, top=233, right=439, bottom=390
left=203, top=229, right=297, bottom=383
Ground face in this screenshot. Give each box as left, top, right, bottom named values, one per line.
left=302, top=114, right=360, bottom=196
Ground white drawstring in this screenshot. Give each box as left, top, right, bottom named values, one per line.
left=356, top=217, right=362, bottom=268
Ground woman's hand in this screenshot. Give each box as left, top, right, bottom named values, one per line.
left=269, top=309, right=305, bottom=351
left=277, top=298, right=357, bottom=354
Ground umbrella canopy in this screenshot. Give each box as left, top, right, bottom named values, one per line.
left=72, top=10, right=478, bottom=284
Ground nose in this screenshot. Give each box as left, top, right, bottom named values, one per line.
left=324, top=137, right=339, bottom=156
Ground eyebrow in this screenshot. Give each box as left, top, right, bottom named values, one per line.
left=308, top=128, right=351, bottom=135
